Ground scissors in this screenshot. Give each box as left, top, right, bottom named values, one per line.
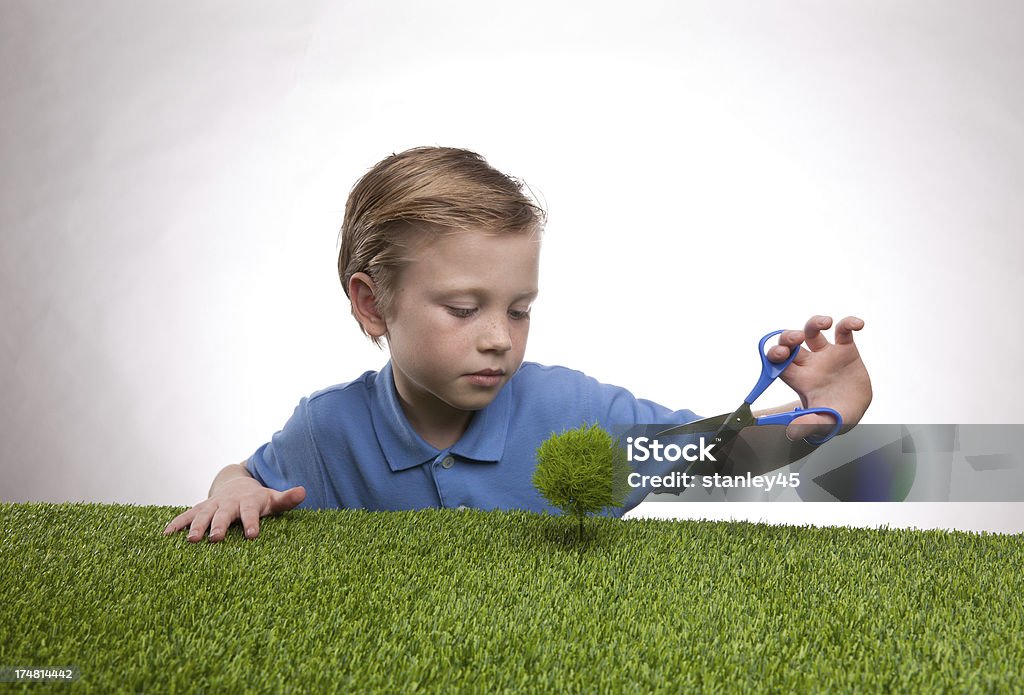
left=656, top=330, right=843, bottom=460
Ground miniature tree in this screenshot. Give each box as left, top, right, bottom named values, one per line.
left=532, top=423, right=630, bottom=542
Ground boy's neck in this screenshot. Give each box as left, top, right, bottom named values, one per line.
left=393, top=388, right=473, bottom=451
left=404, top=407, right=472, bottom=451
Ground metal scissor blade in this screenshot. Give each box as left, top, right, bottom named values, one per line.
left=656, top=413, right=732, bottom=438
left=710, top=403, right=755, bottom=450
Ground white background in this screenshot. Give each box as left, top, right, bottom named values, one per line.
left=2, top=1, right=1022, bottom=530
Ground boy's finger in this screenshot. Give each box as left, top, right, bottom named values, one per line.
left=766, top=344, right=794, bottom=363
left=777, top=330, right=804, bottom=349
left=163, top=510, right=194, bottom=536
left=803, top=315, right=832, bottom=351
left=207, top=505, right=239, bottom=543
left=187, top=509, right=215, bottom=543
left=785, top=411, right=837, bottom=441
left=834, top=316, right=865, bottom=345
left=767, top=330, right=803, bottom=363
left=239, top=501, right=261, bottom=540
left=269, top=486, right=306, bottom=514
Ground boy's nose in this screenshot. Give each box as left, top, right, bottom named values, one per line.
left=479, top=317, right=513, bottom=353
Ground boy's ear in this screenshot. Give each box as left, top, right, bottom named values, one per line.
left=348, top=272, right=388, bottom=339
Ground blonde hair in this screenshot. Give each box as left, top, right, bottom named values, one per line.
left=338, top=146, right=546, bottom=346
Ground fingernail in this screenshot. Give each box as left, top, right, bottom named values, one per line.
left=246, top=527, right=256, bottom=538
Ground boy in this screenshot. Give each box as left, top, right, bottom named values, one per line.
left=164, top=146, right=872, bottom=543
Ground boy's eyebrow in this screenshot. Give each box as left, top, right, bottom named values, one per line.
left=434, top=287, right=539, bottom=301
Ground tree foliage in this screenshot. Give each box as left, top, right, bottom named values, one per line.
left=532, top=423, right=630, bottom=540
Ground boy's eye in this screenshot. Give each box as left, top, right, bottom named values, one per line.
left=446, top=306, right=477, bottom=318
left=509, top=309, right=531, bottom=321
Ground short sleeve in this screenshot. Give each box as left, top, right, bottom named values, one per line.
left=246, top=397, right=323, bottom=507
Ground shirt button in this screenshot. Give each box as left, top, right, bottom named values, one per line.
left=441, top=456, right=455, bottom=469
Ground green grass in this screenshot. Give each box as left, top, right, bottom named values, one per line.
left=1, top=503, right=1022, bottom=692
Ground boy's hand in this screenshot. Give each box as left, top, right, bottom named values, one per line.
left=767, top=315, right=873, bottom=441
left=163, top=464, right=306, bottom=543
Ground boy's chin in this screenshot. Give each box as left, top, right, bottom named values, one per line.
left=444, top=384, right=506, bottom=412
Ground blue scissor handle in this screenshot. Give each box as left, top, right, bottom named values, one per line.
left=744, top=330, right=799, bottom=404
left=755, top=406, right=844, bottom=444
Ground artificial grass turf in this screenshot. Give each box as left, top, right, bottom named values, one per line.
left=1, top=504, right=1021, bottom=693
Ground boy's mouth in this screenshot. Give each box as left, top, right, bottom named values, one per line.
left=465, top=369, right=505, bottom=387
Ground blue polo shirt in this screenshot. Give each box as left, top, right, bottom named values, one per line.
left=246, top=362, right=699, bottom=515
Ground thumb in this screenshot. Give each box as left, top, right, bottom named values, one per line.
left=269, top=485, right=306, bottom=514
left=785, top=412, right=837, bottom=443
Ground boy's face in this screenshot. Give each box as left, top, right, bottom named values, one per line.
left=384, top=229, right=540, bottom=429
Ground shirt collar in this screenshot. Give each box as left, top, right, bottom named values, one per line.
left=370, top=361, right=511, bottom=472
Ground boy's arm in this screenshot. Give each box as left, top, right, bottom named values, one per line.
left=163, top=463, right=306, bottom=543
